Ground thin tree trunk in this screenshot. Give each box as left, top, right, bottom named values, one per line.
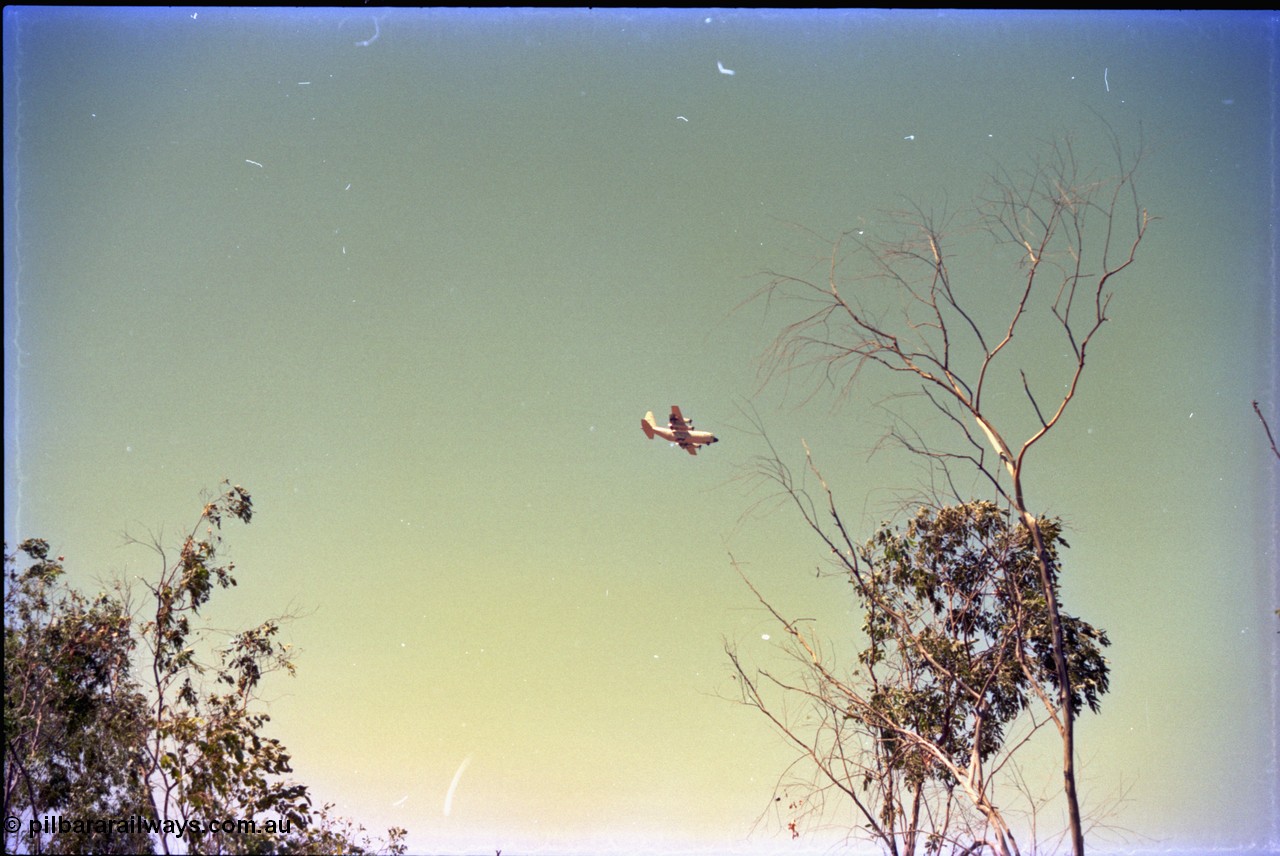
left=985, top=414, right=1085, bottom=856
left=1018, top=506, right=1083, bottom=856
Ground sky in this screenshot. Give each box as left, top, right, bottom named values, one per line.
left=4, top=8, right=1277, bottom=855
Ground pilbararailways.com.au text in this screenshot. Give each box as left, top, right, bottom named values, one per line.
left=11, top=813, right=294, bottom=841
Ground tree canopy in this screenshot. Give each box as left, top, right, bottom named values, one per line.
left=732, top=500, right=1111, bottom=856
left=4, top=483, right=406, bottom=856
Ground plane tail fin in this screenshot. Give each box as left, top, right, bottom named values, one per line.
left=641, top=411, right=657, bottom=439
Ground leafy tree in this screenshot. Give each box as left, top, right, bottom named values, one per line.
left=731, top=491, right=1109, bottom=854
left=738, top=130, right=1147, bottom=853
left=126, top=482, right=311, bottom=855
left=4, top=539, right=154, bottom=855
left=4, top=483, right=406, bottom=856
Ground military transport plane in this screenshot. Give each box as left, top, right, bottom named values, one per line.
left=641, top=406, right=719, bottom=456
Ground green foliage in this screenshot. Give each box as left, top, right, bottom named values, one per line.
left=4, top=539, right=155, bottom=855
left=274, top=803, right=407, bottom=856
left=4, top=483, right=406, bottom=856
left=855, top=502, right=1110, bottom=787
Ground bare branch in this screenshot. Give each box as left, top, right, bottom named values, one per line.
left=1253, top=400, right=1280, bottom=461
left=1019, top=370, right=1048, bottom=430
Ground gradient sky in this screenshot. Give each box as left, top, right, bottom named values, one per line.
left=4, top=9, right=1277, bottom=854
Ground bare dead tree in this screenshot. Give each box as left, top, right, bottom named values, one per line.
left=746, top=131, right=1150, bottom=856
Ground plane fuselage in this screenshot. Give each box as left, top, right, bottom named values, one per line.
left=651, top=424, right=717, bottom=447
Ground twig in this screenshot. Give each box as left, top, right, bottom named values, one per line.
left=1252, top=400, right=1280, bottom=461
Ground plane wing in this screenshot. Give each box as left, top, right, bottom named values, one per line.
left=670, top=406, right=702, bottom=454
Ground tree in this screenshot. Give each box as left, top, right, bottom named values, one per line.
left=740, top=131, right=1149, bottom=854
left=4, top=539, right=154, bottom=855
left=3, top=483, right=406, bottom=856
left=729, top=484, right=1110, bottom=854
left=125, top=481, right=315, bottom=855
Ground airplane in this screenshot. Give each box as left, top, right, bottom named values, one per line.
left=641, top=405, right=719, bottom=456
